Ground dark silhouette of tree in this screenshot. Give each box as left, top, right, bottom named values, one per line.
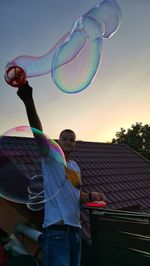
left=112, top=122, right=150, bottom=160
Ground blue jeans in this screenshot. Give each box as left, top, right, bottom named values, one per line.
left=39, top=228, right=81, bottom=266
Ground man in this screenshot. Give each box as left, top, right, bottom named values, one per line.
left=17, top=81, right=106, bottom=266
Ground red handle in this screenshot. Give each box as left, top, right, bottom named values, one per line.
left=86, top=201, right=107, bottom=207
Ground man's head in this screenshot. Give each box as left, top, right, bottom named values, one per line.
left=59, top=129, right=76, bottom=155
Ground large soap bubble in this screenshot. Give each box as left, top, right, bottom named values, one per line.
left=5, top=0, right=121, bottom=93
left=0, top=126, right=67, bottom=211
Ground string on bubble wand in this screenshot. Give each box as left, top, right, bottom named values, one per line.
left=4, top=0, right=121, bottom=93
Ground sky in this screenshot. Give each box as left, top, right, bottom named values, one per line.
left=0, top=0, right=150, bottom=142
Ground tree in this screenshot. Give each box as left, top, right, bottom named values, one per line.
left=112, top=122, right=150, bottom=160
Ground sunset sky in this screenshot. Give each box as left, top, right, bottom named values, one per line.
left=0, top=0, right=150, bottom=142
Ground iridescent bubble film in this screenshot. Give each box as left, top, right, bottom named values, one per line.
left=6, top=0, right=121, bottom=93
left=0, top=126, right=66, bottom=210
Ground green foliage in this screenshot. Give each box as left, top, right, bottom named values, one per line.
left=112, top=122, right=150, bottom=160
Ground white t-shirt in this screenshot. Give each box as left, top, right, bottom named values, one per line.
left=42, top=156, right=81, bottom=228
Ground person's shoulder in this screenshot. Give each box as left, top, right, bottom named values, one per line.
left=67, top=160, right=80, bottom=172
left=68, top=160, right=78, bottom=166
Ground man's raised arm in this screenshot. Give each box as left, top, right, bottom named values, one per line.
left=17, top=81, right=49, bottom=157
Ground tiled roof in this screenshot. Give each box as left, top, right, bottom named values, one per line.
left=0, top=137, right=150, bottom=244
left=72, top=141, right=150, bottom=243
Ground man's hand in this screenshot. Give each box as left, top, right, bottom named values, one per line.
left=17, top=81, right=33, bottom=103
left=80, top=191, right=106, bottom=204
left=89, top=192, right=106, bottom=202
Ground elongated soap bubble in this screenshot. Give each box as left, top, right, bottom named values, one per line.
left=52, top=16, right=104, bottom=93
left=85, top=0, right=121, bottom=39
left=0, top=126, right=67, bottom=211
left=6, top=0, right=121, bottom=93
